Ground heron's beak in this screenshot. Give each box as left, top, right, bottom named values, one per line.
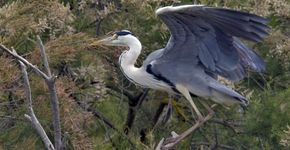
left=90, top=34, right=118, bottom=47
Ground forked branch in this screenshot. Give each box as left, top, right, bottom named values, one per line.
left=19, top=60, right=55, bottom=150
left=36, top=35, right=62, bottom=150
left=0, top=36, right=62, bottom=150
left=0, top=45, right=49, bottom=79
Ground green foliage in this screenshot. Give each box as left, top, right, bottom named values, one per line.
left=1, top=0, right=290, bottom=149
left=0, top=0, right=74, bottom=53
left=245, top=88, right=290, bottom=149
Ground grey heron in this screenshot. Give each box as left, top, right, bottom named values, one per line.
left=92, top=4, right=268, bottom=148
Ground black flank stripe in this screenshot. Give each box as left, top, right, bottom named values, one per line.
left=146, top=64, right=180, bottom=94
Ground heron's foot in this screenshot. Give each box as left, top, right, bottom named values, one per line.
left=156, top=131, right=180, bottom=150
left=209, top=104, right=217, bottom=114
left=196, top=103, right=217, bottom=122
left=156, top=111, right=215, bottom=150
left=197, top=113, right=204, bottom=122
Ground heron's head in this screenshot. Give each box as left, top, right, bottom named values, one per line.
left=92, top=30, right=137, bottom=47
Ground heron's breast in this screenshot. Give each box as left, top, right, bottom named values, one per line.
left=121, top=65, right=172, bottom=91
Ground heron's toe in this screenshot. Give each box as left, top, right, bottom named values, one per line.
left=197, top=113, right=204, bottom=122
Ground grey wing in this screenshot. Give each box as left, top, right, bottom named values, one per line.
left=149, top=5, right=268, bottom=82
left=143, top=48, right=164, bottom=66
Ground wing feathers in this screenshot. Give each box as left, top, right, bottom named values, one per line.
left=155, top=5, right=268, bottom=82
left=204, top=8, right=268, bottom=42
left=209, top=18, right=265, bottom=42
left=198, top=42, right=216, bottom=70
left=205, top=7, right=268, bottom=24
left=234, top=38, right=266, bottom=72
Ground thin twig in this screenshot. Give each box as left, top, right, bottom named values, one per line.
left=0, top=115, right=26, bottom=122
left=106, top=84, right=134, bottom=100
left=69, top=93, right=136, bottom=149
left=69, top=92, right=117, bottom=131
left=36, top=35, right=52, bottom=77
left=87, top=107, right=118, bottom=131
left=209, top=118, right=240, bottom=133
left=0, top=45, right=49, bottom=80
left=209, top=125, right=218, bottom=149
left=193, top=142, right=235, bottom=150
left=19, top=61, right=55, bottom=150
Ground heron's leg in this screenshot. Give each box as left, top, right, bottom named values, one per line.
left=166, top=95, right=173, bottom=115
left=156, top=104, right=217, bottom=150
left=175, top=84, right=203, bottom=120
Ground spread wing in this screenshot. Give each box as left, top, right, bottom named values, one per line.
left=146, top=5, right=268, bottom=82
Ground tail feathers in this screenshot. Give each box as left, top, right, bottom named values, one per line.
left=233, top=95, right=249, bottom=107
left=234, top=38, right=266, bottom=72
left=209, top=83, right=249, bottom=107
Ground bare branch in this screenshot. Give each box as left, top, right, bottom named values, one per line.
left=1, top=38, right=63, bottom=150
left=87, top=107, right=117, bottom=130
left=209, top=118, right=240, bottom=133
left=151, top=102, right=172, bottom=129
left=162, top=113, right=214, bottom=149
left=155, top=138, right=165, bottom=150
left=19, top=61, right=55, bottom=150
left=0, top=115, right=26, bottom=122
left=45, top=79, right=62, bottom=150
left=192, top=142, right=235, bottom=150
left=106, top=84, right=135, bottom=100
left=36, top=35, right=52, bottom=77
left=124, top=89, right=149, bottom=134
left=157, top=105, right=217, bottom=150
left=35, top=37, right=62, bottom=150
left=0, top=45, right=49, bottom=80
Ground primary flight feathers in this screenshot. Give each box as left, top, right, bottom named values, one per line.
left=153, top=5, right=268, bottom=81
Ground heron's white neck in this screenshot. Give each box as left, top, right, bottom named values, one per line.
left=118, top=36, right=170, bottom=90
left=119, top=37, right=142, bottom=68
left=119, top=37, right=146, bottom=86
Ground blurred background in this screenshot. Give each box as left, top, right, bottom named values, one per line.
left=0, top=0, right=290, bottom=149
